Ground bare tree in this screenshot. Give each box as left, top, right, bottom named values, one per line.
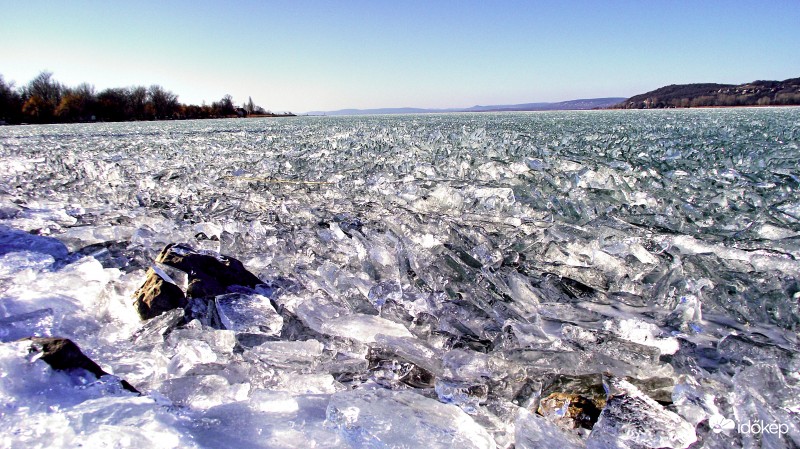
left=246, top=96, right=255, bottom=114
left=0, top=75, right=22, bottom=122
left=148, top=85, right=179, bottom=119
left=22, top=71, right=63, bottom=121
left=55, top=83, right=95, bottom=121
left=212, top=94, right=236, bottom=116
left=128, top=86, right=148, bottom=120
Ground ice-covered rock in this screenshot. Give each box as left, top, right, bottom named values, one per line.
left=536, top=379, right=600, bottom=427
left=327, top=388, right=495, bottom=449
left=27, top=337, right=139, bottom=393
left=155, top=243, right=263, bottom=298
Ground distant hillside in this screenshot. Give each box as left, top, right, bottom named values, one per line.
left=464, top=98, right=626, bottom=112
left=305, top=97, right=626, bottom=116
left=613, top=78, right=800, bottom=109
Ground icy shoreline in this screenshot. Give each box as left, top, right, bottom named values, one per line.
left=1, top=110, right=799, bottom=448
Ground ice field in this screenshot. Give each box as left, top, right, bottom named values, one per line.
left=1, top=108, right=799, bottom=448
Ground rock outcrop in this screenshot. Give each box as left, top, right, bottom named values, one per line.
left=132, top=267, right=187, bottom=320
left=155, top=243, right=263, bottom=298
left=27, top=337, right=139, bottom=394
left=132, top=244, right=264, bottom=321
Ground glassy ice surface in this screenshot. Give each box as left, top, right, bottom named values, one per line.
left=215, top=292, right=283, bottom=335
left=1, top=108, right=799, bottom=448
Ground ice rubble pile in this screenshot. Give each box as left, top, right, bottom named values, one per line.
left=1, top=109, right=799, bottom=448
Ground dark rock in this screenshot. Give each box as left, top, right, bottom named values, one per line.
left=538, top=392, right=604, bottom=430
left=27, top=337, right=139, bottom=394
left=626, top=376, right=674, bottom=404
left=71, top=240, right=148, bottom=272
left=133, top=268, right=187, bottom=320
left=537, top=374, right=606, bottom=430
left=534, top=373, right=674, bottom=430
left=155, top=243, right=263, bottom=298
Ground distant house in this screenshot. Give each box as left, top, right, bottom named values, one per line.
left=235, top=107, right=248, bottom=117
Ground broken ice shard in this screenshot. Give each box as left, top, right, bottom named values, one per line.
left=215, top=292, right=283, bottom=336
left=587, top=376, right=696, bottom=449
left=0, top=308, right=54, bottom=342
left=327, top=388, right=495, bottom=449
left=320, top=313, right=412, bottom=343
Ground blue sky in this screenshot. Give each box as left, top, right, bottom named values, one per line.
left=2, top=0, right=799, bottom=112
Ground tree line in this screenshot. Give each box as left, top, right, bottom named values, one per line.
left=0, top=71, right=290, bottom=124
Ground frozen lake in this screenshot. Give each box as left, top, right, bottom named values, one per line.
left=1, top=108, right=799, bottom=448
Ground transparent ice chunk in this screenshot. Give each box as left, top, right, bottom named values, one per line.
left=372, top=334, right=444, bottom=375
left=158, top=374, right=250, bottom=409
left=515, top=408, right=586, bottom=449
left=603, top=318, right=680, bottom=355
left=166, top=339, right=217, bottom=376
left=293, top=293, right=350, bottom=333
left=321, top=313, right=412, bottom=343
left=246, top=339, right=324, bottom=369
left=587, top=376, right=696, bottom=449
left=0, top=308, right=54, bottom=342
left=0, top=250, right=55, bottom=277
left=327, top=388, right=495, bottom=449
left=367, top=280, right=402, bottom=309
left=215, top=292, right=283, bottom=336
left=435, top=379, right=488, bottom=414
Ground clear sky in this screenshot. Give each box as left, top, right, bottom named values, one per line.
left=2, top=0, right=799, bottom=112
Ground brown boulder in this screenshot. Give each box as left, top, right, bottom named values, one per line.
left=536, top=373, right=607, bottom=430
left=133, top=268, right=187, bottom=320
left=155, top=243, right=262, bottom=298
left=538, top=391, right=604, bottom=430
left=535, top=373, right=675, bottom=431
left=28, top=337, right=139, bottom=394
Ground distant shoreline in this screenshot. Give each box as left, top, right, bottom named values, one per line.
left=0, top=71, right=294, bottom=126
left=610, top=77, right=800, bottom=109
left=0, top=113, right=297, bottom=127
